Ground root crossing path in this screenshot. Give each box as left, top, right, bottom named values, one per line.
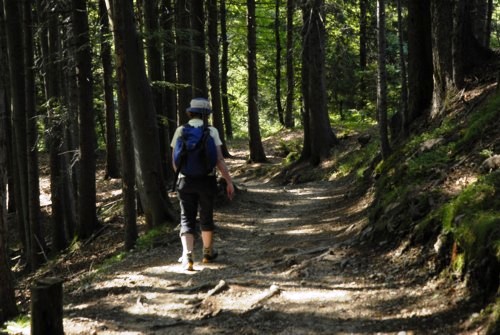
left=63, top=175, right=475, bottom=335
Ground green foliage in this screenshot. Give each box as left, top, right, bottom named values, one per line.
left=278, top=137, right=302, bottom=164
left=406, top=146, right=451, bottom=179
left=336, top=138, right=379, bottom=179
left=454, top=94, right=500, bottom=152
left=97, top=252, right=127, bottom=274
left=368, top=90, right=500, bottom=320
left=1, top=315, right=30, bottom=334
left=135, top=225, right=172, bottom=251
left=441, top=172, right=500, bottom=264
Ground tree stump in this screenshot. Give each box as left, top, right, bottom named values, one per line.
left=30, top=277, right=64, bottom=335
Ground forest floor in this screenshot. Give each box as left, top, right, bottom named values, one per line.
left=9, top=132, right=491, bottom=335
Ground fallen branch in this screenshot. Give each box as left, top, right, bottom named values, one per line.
left=251, top=284, right=280, bottom=308
left=238, top=284, right=281, bottom=316
left=205, top=279, right=228, bottom=298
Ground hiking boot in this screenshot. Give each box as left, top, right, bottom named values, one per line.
left=181, top=252, right=194, bottom=271
left=202, top=247, right=218, bottom=263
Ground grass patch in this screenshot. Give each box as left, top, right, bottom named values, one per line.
left=455, top=93, right=500, bottom=151
left=335, top=139, right=380, bottom=179
left=441, top=172, right=500, bottom=266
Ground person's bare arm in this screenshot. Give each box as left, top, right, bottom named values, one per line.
left=216, top=146, right=234, bottom=200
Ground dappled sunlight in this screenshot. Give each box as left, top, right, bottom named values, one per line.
left=280, top=289, right=350, bottom=303
left=284, top=227, right=321, bottom=235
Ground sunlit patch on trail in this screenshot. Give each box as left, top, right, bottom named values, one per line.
left=280, top=289, right=350, bottom=303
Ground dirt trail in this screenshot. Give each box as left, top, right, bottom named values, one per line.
left=60, top=154, right=480, bottom=335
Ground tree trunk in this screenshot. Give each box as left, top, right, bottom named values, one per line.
left=175, top=0, right=192, bottom=125
left=208, top=0, right=229, bottom=158
left=275, top=0, right=284, bottom=125
left=191, top=0, right=207, bottom=97
left=61, top=14, right=78, bottom=240
left=105, top=0, right=138, bottom=249
left=160, top=0, right=176, bottom=183
left=112, top=0, right=177, bottom=228
left=0, top=87, right=19, bottom=323
left=30, top=277, right=64, bottom=335
left=393, top=0, right=409, bottom=140
left=431, top=0, right=454, bottom=118
left=72, top=0, right=98, bottom=239
left=377, top=0, right=391, bottom=158
left=99, top=0, right=120, bottom=179
left=39, top=1, right=68, bottom=252
left=407, top=0, right=432, bottom=126
left=453, top=0, right=466, bottom=89
left=460, top=1, right=493, bottom=71
left=299, top=62, right=311, bottom=162
left=144, top=0, right=168, bottom=175
left=247, top=0, right=267, bottom=163
left=220, top=0, right=233, bottom=139
left=300, top=0, right=335, bottom=165
left=284, top=0, right=294, bottom=128
left=484, top=0, right=493, bottom=48
left=3, top=0, right=31, bottom=264
left=23, top=0, right=44, bottom=269
left=160, top=0, right=177, bottom=133
left=430, top=0, right=493, bottom=119
left=471, top=0, right=490, bottom=47
left=359, top=0, right=367, bottom=114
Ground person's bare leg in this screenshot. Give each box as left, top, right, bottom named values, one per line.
left=201, top=230, right=213, bottom=249
left=202, top=231, right=218, bottom=262
left=180, top=233, right=194, bottom=270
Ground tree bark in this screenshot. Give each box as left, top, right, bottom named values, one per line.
left=220, top=0, right=233, bottom=139
left=275, top=0, right=284, bottom=125
left=160, top=0, right=176, bottom=183
left=99, top=0, right=120, bottom=179
left=72, top=0, right=98, bottom=239
left=191, top=0, right=207, bottom=97
left=359, top=0, right=368, bottom=114
left=431, top=0, right=454, bottom=118
left=175, top=0, right=192, bottom=125
left=113, top=0, right=177, bottom=228
left=0, top=87, right=19, bottom=323
left=284, top=0, right=294, bottom=128
left=30, top=277, right=64, bottom=335
left=3, top=0, right=31, bottom=263
left=247, top=0, right=267, bottom=163
left=300, top=0, right=336, bottom=165
left=407, top=0, right=432, bottom=126
left=23, top=0, right=44, bottom=269
left=105, top=0, right=138, bottom=249
left=471, top=0, right=490, bottom=47
left=144, top=0, right=168, bottom=175
left=36, top=0, right=68, bottom=252
left=160, top=0, right=177, bottom=132
left=377, top=0, right=391, bottom=158
left=61, top=11, right=78, bottom=240
left=208, top=0, right=229, bottom=158
left=393, top=0, right=409, bottom=140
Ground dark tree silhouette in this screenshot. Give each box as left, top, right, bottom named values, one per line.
left=246, top=0, right=267, bottom=163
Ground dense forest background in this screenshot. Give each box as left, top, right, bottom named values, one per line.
left=1, top=0, right=499, bottom=333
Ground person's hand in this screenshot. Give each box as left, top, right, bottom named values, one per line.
left=226, top=182, right=235, bottom=200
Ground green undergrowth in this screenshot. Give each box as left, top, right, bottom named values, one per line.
left=370, top=92, right=500, bottom=303
left=439, top=171, right=500, bottom=281
left=1, top=315, right=30, bottom=334
left=333, top=136, right=380, bottom=180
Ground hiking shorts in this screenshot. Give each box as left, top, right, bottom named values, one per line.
left=177, top=176, right=218, bottom=235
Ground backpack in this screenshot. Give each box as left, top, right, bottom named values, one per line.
left=173, top=124, right=218, bottom=178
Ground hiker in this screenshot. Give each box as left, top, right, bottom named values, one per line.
left=171, top=97, right=235, bottom=271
